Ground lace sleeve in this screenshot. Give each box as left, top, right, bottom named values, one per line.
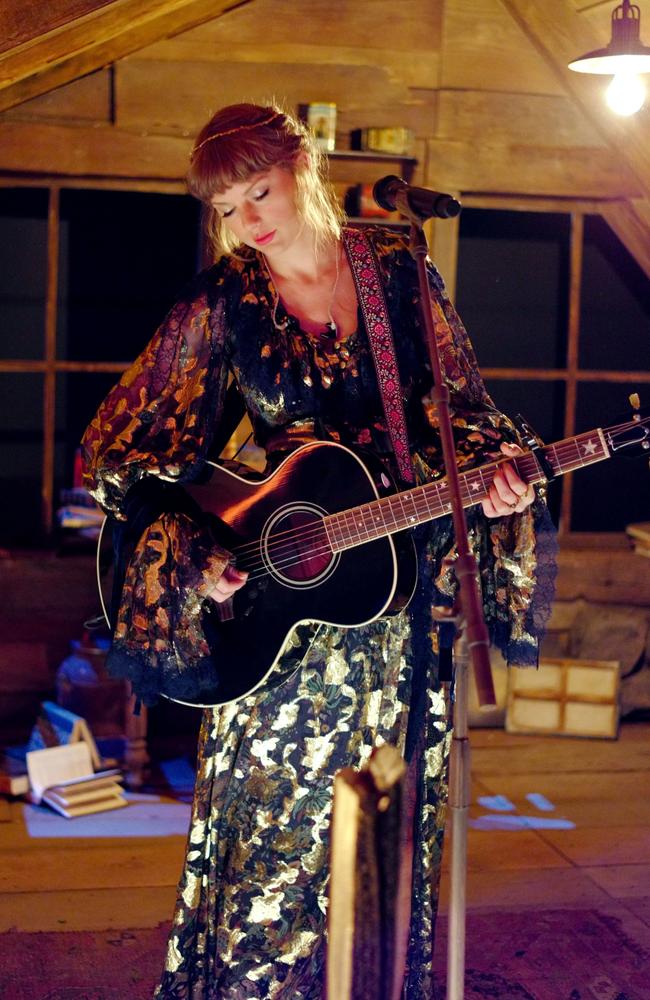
left=80, top=269, right=235, bottom=704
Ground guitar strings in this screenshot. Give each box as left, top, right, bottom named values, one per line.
left=228, top=457, right=534, bottom=581
left=217, top=424, right=642, bottom=583
left=225, top=451, right=529, bottom=563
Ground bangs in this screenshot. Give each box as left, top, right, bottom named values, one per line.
left=187, top=133, right=300, bottom=205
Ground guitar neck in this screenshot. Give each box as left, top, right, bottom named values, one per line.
left=325, top=426, right=611, bottom=552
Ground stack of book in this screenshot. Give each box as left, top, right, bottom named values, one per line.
left=0, top=755, right=30, bottom=797
left=27, top=740, right=127, bottom=819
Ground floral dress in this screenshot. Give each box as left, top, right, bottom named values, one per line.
left=81, top=227, right=556, bottom=999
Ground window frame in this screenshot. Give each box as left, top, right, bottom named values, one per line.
left=1, top=179, right=648, bottom=539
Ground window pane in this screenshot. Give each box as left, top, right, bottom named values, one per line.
left=571, top=382, right=650, bottom=531
left=55, top=371, right=122, bottom=499
left=58, top=189, right=202, bottom=363
left=485, top=377, right=566, bottom=525
left=579, top=215, right=650, bottom=371
left=0, top=373, right=43, bottom=546
left=0, top=188, right=48, bottom=360
left=456, top=209, right=570, bottom=369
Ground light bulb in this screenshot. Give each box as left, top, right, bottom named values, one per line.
left=605, top=71, right=646, bottom=115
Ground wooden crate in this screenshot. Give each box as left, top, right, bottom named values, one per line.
left=506, top=657, right=621, bottom=739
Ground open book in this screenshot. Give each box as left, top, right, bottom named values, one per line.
left=27, top=742, right=127, bottom=818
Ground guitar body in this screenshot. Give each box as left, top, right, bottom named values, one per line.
left=100, top=441, right=417, bottom=707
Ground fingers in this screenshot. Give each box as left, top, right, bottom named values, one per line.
left=208, top=564, right=248, bottom=604
left=481, top=443, right=536, bottom=518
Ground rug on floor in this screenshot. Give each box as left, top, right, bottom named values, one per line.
left=1, top=906, right=649, bottom=999
left=433, top=907, right=650, bottom=999
left=0, top=922, right=169, bottom=1000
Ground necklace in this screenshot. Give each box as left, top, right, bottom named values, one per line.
left=268, top=244, right=341, bottom=336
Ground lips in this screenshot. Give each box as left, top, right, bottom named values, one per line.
left=254, top=230, right=276, bottom=246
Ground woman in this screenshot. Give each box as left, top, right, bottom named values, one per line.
left=82, top=103, right=553, bottom=998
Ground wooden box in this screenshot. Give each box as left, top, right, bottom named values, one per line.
left=506, top=657, right=621, bottom=739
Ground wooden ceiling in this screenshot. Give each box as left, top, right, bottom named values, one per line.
left=0, top=0, right=649, bottom=275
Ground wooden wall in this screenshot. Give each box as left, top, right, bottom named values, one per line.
left=0, top=0, right=649, bottom=275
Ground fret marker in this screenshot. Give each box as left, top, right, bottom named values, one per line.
left=471, top=482, right=480, bottom=492
left=582, top=439, right=598, bottom=456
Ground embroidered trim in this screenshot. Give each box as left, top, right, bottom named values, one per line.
left=344, top=228, right=415, bottom=483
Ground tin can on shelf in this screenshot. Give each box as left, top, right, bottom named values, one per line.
left=350, top=127, right=414, bottom=156
left=306, top=102, right=337, bottom=151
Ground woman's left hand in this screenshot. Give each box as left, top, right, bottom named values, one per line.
left=481, top=442, right=536, bottom=518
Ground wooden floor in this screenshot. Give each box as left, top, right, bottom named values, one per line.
left=1, top=720, right=649, bottom=941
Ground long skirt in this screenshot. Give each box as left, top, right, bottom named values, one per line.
left=155, top=611, right=451, bottom=999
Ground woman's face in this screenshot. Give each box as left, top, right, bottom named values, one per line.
left=210, top=165, right=303, bottom=258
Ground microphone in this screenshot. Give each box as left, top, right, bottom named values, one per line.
left=373, top=175, right=461, bottom=222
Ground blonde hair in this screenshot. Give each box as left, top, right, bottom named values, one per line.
left=187, top=102, right=344, bottom=260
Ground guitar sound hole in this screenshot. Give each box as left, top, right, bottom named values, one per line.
left=265, top=506, right=334, bottom=586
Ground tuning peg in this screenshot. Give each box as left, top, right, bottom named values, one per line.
left=630, top=392, right=641, bottom=420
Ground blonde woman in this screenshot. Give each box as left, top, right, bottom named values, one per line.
left=82, top=103, right=551, bottom=998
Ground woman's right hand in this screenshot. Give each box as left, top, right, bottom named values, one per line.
left=207, top=564, right=249, bottom=603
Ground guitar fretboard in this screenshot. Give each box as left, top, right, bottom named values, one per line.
left=324, top=427, right=610, bottom=552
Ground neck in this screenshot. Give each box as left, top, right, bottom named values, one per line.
left=263, top=231, right=340, bottom=283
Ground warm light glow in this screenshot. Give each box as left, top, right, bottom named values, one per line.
left=605, top=70, right=647, bottom=113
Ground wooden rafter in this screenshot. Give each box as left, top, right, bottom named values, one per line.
left=0, top=0, right=251, bottom=113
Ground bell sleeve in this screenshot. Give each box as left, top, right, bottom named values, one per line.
left=81, top=273, right=234, bottom=704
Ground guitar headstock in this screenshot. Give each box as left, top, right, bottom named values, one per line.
left=604, top=393, right=650, bottom=461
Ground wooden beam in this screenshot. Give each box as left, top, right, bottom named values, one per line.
left=599, top=199, right=650, bottom=280
left=0, top=0, right=250, bottom=112
left=0, top=1, right=114, bottom=55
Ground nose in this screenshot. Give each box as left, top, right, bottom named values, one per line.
left=241, top=201, right=261, bottom=231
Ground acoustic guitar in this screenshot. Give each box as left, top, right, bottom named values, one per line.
left=97, top=411, right=649, bottom=707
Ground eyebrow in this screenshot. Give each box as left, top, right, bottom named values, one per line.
left=212, top=172, right=270, bottom=207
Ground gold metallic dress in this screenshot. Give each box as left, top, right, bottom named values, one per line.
left=82, top=228, right=556, bottom=998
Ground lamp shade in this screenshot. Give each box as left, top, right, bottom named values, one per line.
left=568, top=0, right=650, bottom=74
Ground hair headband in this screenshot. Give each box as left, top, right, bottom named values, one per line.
left=190, top=111, right=284, bottom=160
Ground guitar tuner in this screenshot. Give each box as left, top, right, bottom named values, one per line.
left=629, top=393, right=649, bottom=453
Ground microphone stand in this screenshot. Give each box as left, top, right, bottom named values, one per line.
left=398, top=198, right=496, bottom=1000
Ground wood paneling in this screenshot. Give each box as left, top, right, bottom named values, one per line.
left=0, top=0, right=249, bottom=112
left=436, top=90, right=605, bottom=148
left=425, top=137, right=642, bottom=198
left=140, top=0, right=442, bottom=53
left=440, top=0, right=565, bottom=96
left=114, top=58, right=437, bottom=137
left=0, top=120, right=190, bottom=178
left=2, top=70, right=111, bottom=128
left=132, top=43, right=440, bottom=91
